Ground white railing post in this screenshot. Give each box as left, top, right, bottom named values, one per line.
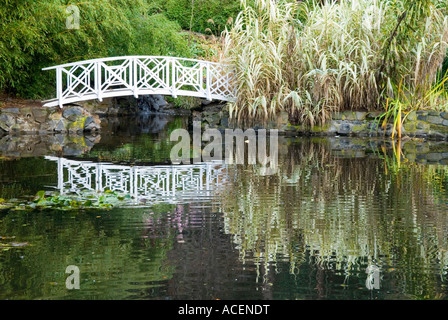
left=95, top=61, right=103, bottom=102
left=165, top=57, right=170, bottom=91
left=56, top=67, right=63, bottom=108
left=133, top=57, right=138, bottom=98
left=206, top=62, right=212, bottom=101
left=171, top=58, right=177, bottom=99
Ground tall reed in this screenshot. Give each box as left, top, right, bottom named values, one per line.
left=222, top=0, right=448, bottom=127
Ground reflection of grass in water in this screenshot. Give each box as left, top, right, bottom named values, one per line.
left=0, top=157, right=58, bottom=199
left=0, top=204, right=177, bottom=299
left=79, top=117, right=187, bottom=163
left=220, top=140, right=448, bottom=297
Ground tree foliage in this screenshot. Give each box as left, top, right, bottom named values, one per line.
left=0, top=0, right=192, bottom=99
left=148, top=0, right=242, bottom=35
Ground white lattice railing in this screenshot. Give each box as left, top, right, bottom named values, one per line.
left=45, top=156, right=229, bottom=204
left=42, top=56, right=236, bottom=107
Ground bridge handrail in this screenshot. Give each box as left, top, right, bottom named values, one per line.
left=42, top=55, right=236, bottom=107
left=42, top=55, right=227, bottom=71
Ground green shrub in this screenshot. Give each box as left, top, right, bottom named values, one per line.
left=442, top=52, right=448, bottom=83
left=149, top=0, right=242, bottom=35
left=0, top=0, right=192, bottom=99
left=130, top=13, right=192, bottom=57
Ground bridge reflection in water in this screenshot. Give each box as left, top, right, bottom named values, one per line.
left=45, top=156, right=229, bottom=204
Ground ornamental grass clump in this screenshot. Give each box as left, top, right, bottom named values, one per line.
left=222, top=0, right=300, bottom=123
left=222, top=0, right=448, bottom=127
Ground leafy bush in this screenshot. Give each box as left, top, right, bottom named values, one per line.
left=149, top=0, right=242, bottom=35
left=130, top=13, right=192, bottom=57
left=442, top=52, right=448, bottom=82
left=0, top=0, right=192, bottom=99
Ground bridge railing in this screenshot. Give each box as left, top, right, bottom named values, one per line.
left=42, top=56, right=236, bottom=107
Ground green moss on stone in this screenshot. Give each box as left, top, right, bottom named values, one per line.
left=66, top=116, right=88, bottom=132
left=351, top=124, right=367, bottom=132
left=403, top=121, right=417, bottom=133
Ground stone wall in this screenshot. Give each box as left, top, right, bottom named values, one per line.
left=79, top=95, right=190, bottom=117
left=3, top=96, right=448, bottom=141
left=314, top=110, right=448, bottom=140
left=0, top=106, right=101, bottom=134
left=326, top=136, right=448, bottom=165
left=200, top=108, right=448, bottom=140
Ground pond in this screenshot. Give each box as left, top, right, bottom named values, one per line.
left=2, top=114, right=448, bottom=300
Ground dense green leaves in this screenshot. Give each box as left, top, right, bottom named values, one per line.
left=148, top=0, right=242, bottom=35
left=0, top=189, right=134, bottom=212
left=0, top=0, right=192, bottom=99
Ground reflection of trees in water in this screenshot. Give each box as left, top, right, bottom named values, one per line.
left=80, top=116, right=188, bottom=164
left=141, top=204, right=188, bottom=243
left=220, top=139, right=448, bottom=297
left=0, top=206, right=178, bottom=299
left=162, top=203, right=266, bottom=300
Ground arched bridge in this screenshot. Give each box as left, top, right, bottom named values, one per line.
left=42, top=56, right=236, bottom=108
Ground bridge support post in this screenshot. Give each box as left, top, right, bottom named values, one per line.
left=95, top=61, right=103, bottom=102
left=171, top=58, right=177, bottom=99
left=206, top=63, right=212, bottom=101
left=56, top=67, right=63, bottom=108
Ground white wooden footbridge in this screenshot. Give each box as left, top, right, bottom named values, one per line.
left=42, top=56, right=236, bottom=107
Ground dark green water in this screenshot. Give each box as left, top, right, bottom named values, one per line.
left=2, top=116, right=448, bottom=300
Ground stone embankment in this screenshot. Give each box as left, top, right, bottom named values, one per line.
left=3, top=94, right=448, bottom=141
left=0, top=105, right=100, bottom=134
left=325, top=136, right=448, bottom=165
left=200, top=108, right=448, bottom=140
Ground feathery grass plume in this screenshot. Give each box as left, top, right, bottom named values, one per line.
left=376, top=0, right=448, bottom=137
left=222, top=0, right=299, bottom=123
left=222, top=0, right=448, bottom=128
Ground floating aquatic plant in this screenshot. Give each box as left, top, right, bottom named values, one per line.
left=0, top=190, right=135, bottom=212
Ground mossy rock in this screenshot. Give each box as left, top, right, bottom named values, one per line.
left=351, top=123, right=367, bottom=132
left=403, top=121, right=417, bottom=133
left=416, top=121, right=430, bottom=130
left=427, top=123, right=448, bottom=134
left=66, top=116, right=88, bottom=133
left=426, top=115, right=443, bottom=125
left=405, top=111, right=417, bottom=121
left=49, top=110, right=63, bottom=121
left=32, top=108, right=50, bottom=123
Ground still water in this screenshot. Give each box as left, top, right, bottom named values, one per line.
left=2, top=115, right=448, bottom=300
